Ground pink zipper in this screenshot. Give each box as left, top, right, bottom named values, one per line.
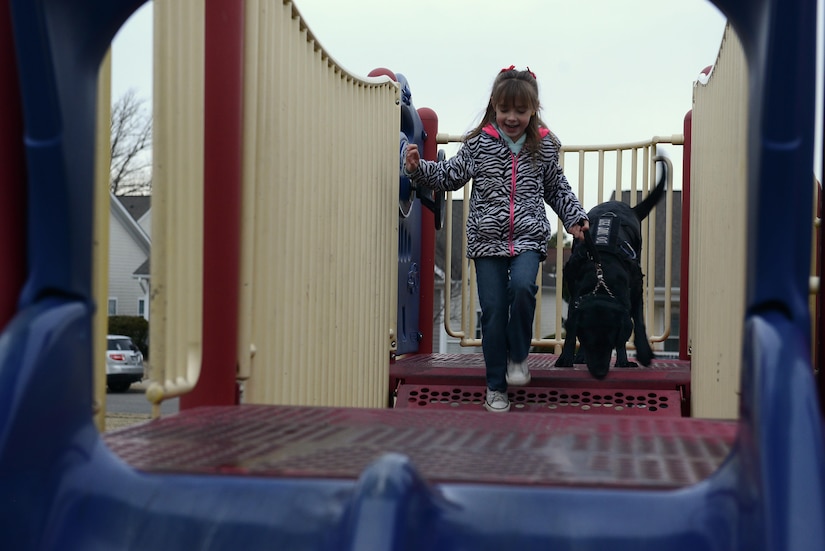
left=508, top=153, right=517, bottom=256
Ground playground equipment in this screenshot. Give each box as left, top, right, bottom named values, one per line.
left=1, top=0, right=823, bottom=549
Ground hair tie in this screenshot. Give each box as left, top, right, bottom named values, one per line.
left=500, top=65, right=537, bottom=79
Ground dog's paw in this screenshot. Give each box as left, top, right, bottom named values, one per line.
left=615, top=360, right=638, bottom=368
left=555, top=354, right=574, bottom=367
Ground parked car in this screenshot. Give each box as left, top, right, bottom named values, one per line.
left=106, top=334, right=144, bottom=392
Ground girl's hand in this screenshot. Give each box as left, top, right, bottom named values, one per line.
left=567, top=219, right=589, bottom=241
left=405, top=143, right=420, bottom=174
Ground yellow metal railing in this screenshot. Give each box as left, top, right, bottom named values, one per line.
left=145, top=0, right=205, bottom=410
left=145, top=0, right=399, bottom=410
left=236, top=0, right=398, bottom=408
left=437, top=133, right=681, bottom=356
left=689, top=23, right=746, bottom=419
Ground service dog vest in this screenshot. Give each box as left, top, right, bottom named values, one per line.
left=590, top=211, right=639, bottom=263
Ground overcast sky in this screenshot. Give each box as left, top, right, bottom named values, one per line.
left=114, top=1, right=726, bottom=140
left=112, top=1, right=821, bottom=184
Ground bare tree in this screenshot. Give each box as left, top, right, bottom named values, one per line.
left=110, top=89, right=152, bottom=195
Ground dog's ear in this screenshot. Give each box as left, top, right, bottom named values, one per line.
left=562, top=251, right=590, bottom=302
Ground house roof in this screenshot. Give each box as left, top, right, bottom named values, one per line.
left=133, top=258, right=150, bottom=277
left=116, top=195, right=151, bottom=222
left=110, top=193, right=150, bottom=256
left=109, top=193, right=152, bottom=278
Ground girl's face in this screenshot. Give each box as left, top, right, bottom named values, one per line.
left=494, top=101, right=532, bottom=141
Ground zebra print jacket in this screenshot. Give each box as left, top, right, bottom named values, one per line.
left=410, top=124, right=587, bottom=261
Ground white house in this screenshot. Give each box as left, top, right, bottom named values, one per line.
left=108, top=194, right=151, bottom=319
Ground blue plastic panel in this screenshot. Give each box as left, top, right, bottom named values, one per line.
left=396, top=73, right=425, bottom=355
left=0, top=0, right=823, bottom=549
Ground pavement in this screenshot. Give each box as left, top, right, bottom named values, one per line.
left=105, top=412, right=152, bottom=432
left=104, top=381, right=176, bottom=432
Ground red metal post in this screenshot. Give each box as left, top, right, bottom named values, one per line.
left=0, top=0, right=27, bottom=333
left=679, top=110, right=692, bottom=362
left=181, top=0, right=245, bottom=408
left=417, top=107, right=439, bottom=354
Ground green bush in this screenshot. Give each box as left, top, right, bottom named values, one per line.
left=107, top=316, right=149, bottom=359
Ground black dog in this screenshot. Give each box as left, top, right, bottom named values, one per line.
left=555, top=158, right=667, bottom=380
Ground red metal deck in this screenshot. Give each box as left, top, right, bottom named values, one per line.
left=103, top=354, right=735, bottom=490
left=104, top=405, right=736, bottom=489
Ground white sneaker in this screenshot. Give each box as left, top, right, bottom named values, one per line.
left=485, top=388, right=510, bottom=413
left=506, top=359, right=531, bottom=386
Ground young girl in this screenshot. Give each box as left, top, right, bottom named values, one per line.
left=404, top=66, right=589, bottom=413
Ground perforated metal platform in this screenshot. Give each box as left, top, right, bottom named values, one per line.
left=104, top=404, right=737, bottom=489
left=391, top=353, right=691, bottom=388
left=396, top=384, right=681, bottom=415
left=390, top=353, right=692, bottom=415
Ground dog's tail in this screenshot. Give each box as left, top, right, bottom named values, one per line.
left=632, top=155, right=669, bottom=221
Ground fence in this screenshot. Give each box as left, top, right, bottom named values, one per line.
left=436, top=134, right=681, bottom=356
left=144, top=0, right=399, bottom=409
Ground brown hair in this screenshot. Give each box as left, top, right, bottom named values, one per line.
left=466, top=68, right=559, bottom=160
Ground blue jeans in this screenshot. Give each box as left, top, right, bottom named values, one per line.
left=473, top=251, right=540, bottom=392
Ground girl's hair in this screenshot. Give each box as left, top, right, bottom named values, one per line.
left=466, top=67, right=560, bottom=159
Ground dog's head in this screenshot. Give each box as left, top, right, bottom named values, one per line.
left=572, top=294, right=633, bottom=380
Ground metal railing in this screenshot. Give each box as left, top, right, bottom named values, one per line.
left=436, top=133, right=682, bottom=355
left=144, top=0, right=399, bottom=409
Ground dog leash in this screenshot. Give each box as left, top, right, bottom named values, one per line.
left=582, top=229, right=615, bottom=299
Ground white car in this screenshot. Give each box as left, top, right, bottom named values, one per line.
left=106, top=334, right=144, bottom=392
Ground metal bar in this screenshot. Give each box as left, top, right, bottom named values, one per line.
left=437, top=136, right=684, bottom=356
left=181, top=0, right=245, bottom=409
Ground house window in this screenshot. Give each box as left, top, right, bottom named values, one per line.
left=137, top=298, right=146, bottom=319
left=107, top=298, right=117, bottom=316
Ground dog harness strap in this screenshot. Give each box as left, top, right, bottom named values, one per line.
left=581, top=228, right=616, bottom=301
left=593, top=267, right=615, bottom=298
left=583, top=228, right=601, bottom=264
